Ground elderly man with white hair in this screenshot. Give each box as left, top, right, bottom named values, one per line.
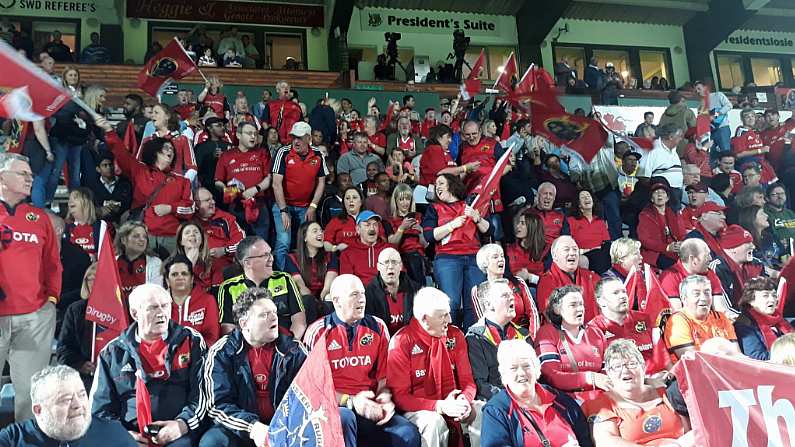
left=466, top=279, right=532, bottom=402
left=480, top=340, right=592, bottom=447
left=303, top=274, right=420, bottom=447
left=0, top=365, right=135, bottom=445
left=364, top=247, right=422, bottom=335
left=387, top=287, right=479, bottom=446
left=536, top=235, right=600, bottom=322
left=532, top=182, right=570, bottom=247
left=92, top=284, right=208, bottom=446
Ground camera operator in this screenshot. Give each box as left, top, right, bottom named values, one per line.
left=451, top=29, right=470, bottom=82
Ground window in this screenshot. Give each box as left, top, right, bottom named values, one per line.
left=639, top=50, right=669, bottom=83
left=266, top=34, right=303, bottom=69
left=593, top=49, right=631, bottom=81
left=717, top=54, right=745, bottom=90
left=750, top=57, right=782, bottom=86
left=553, top=46, right=586, bottom=79
left=31, top=21, right=77, bottom=56
left=463, top=46, right=517, bottom=81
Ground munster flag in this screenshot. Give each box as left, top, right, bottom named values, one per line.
left=532, top=103, right=607, bottom=163
left=268, top=334, right=344, bottom=446
left=135, top=371, right=154, bottom=445
left=470, top=145, right=513, bottom=216
left=0, top=40, right=71, bottom=118
left=0, top=87, right=44, bottom=121
left=86, top=221, right=128, bottom=360
left=137, top=37, right=198, bottom=97
left=492, top=52, right=518, bottom=93
left=643, top=264, right=672, bottom=325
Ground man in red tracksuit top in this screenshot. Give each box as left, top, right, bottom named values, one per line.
left=536, top=235, right=600, bottom=322
left=587, top=277, right=671, bottom=376
left=263, top=80, right=302, bottom=144
left=388, top=287, right=480, bottom=447
left=533, top=182, right=570, bottom=247
left=459, top=120, right=506, bottom=213
left=0, top=152, right=62, bottom=421
left=303, top=275, right=421, bottom=447
left=334, top=211, right=394, bottom=287
left=195, top=187, right=245, bottom=274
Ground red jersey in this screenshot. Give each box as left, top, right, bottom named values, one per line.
left=396, top=135, right=420, bottom=160
left=683, top=143, right=712, bottom=179
left=534, top=208, right=566, bottom=247
left=202, top=92, right=227, bottom=118
left=171, top=288, right=220, bottom=346
left=285, top=252, right=332, bottom=297
left=504, top=242, right=545, bottom=279
left=567, top=216, right=610, bottom=250
left=247, top=343, right=276, bottom=421
left=0, top=201, right=62, bottom=316
left=192, top=260, right=225, bottom=291
left=419, top=144, right=456, bottom=186
left=659, top=261, right=725, bottom=301
left=272, top=145, right=328, bottom=207
left=680, top=206, right=699, bottom=232
left=536, top=324, right=606, bottom=392
left=387, top=321, right=476, bottom=412
left=387, top=213, right=425, bottom=255
left=460, top=137, right=503, bottom=211
left=587, top=311, right=663, bottom=373
left=139, top=132, right=197, bottom=176
left=108, top=132, right=195, bottom=236
left=66, top=222, right=98, bottom=257
left=323, top=215, right=357, bottom=246
left=536, top=264, right=600, bottom=323
left=266, top=99, right=302, bottom=143
left=420, top=119, right=437, bottom=139
left=336, top=239, right=395, bottom=287
left=118, top=255, right=147, bottom=299
left=731, top=130, right=778, bottom=183
left=199, top=209, right=245, bottom=272
left=304, top=314, right=389, bottom=395
left=174, top=103, right=196, bottom=121
left=214, top=148, right=271, bottom=193
left=422, top=201, right=480, bottom=256
left=367, top=132, right=386, bottom=152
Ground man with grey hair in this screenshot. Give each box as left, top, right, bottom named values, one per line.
left=92, top=284, right=208, bottom=446
left=388, top=287, right=479, bottom=446
left=201, top=288, right=306, bottom=447
left=640, top=123, right=684, bottom=210
left=0, top=365, right=135, bottom=445
left=663, top=274, right=739, bottom=362
left=466, top=279, right=532, bottom=401
left=532, top=182, right=569, bottom=246
left=0, top=152, right=62, bottom=420
left=262, top=80, right=302, bottom=143
left=537, top=235, right=600, bottom=322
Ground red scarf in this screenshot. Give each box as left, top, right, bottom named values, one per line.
left=135, top=371, right=154, bottom=446
left=694, top=222, right=724, bottom=260
left=748, top=308, right=794, bottom=349
left=407, top=318, right=455, bottom=398
left=547, top=263, right=598, bottom=322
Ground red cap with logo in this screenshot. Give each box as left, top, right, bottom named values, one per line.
left=720, top=224, right=753, bottom=250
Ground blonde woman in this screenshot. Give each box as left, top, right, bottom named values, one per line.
left=387, top=183, right=426, bottom=284
left=64, top=187, right=101, bottom=260
left=771, top=333, right=795, bottom=366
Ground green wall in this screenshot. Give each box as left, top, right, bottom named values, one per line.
left=541, top=18, right=691, bottom=88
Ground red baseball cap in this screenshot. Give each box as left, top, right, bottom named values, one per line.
left=720, top=224, right=753, bottom=250
left=696, top=202, right=726, bottom=218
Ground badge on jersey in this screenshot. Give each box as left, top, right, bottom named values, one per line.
left=635, top=321, right=647, bottom=333
left=25, top=212, right=38, bottom=222
left=360, top=333, right=374, bottom=346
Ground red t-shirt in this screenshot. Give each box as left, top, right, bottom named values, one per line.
left=67, top=223, right=97, bottom=257
left=202, top=93, right=227, bottom=118
left=504, top=242, right=545, bottom=278
left=247, top=344, right=276, bottom=422
left=387, top=213, right=425, bottom=255
left=272, top=146, right=328, bottom=207
left=214, top=148, right=271, bottom=192
left=536, top=324, right=606, bottom=392
left=567, top=216, right=610, bottom=250
left=419, top=144, right=457, bottom=186
left=324, top=215, right=358, bottom=246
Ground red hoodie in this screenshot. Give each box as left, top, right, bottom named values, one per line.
left=335, top=239, right=394, bottom=286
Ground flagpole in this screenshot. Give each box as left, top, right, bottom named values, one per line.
left=173, top=36, right=209, bottom=84
left=91, top=322, right=97, bottom=364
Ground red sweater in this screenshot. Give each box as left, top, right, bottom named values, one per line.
left=637, top=206, right=685, bottom=266
left=0, top=201, right=62, bottom=316
left=537, top=264, right=600, bottom=323
left=171, top=288, right=220, bottom=346
left=108, top=132, right=195, bottom=236
left=335, top=239, right=394, bottom=286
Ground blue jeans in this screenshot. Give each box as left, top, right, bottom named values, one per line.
left=47, top=138, right=82, bottom=202
left=31, top=161, right=53, bottom=208
left=596, top=188, right=622, bottom=240
left=711, top=126, right=731, bottom=164
left=199, top=426, right=253, bottom=447
left=272, top=204, right=307, bottom=270
left=433, top=254, right=485, bottom=330
left=339, top=408, right=421, bottom=447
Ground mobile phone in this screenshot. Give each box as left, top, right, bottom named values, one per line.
left=144, top=424, right=161, bottom=437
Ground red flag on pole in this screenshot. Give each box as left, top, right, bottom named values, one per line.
left=466, top=48, right=485, bottom=81
left=492, top=52, right=518, bottom=93
left=470, top=144, right=514, bottom=216
left=623, top=265, right=638, bottom=309
left=268, top=334, right=345, bottom=446
left=531, top=103, right=607, bottom=163
left=135, top=371, right=154, bottom=445
left=0, top=87, right=45, bottom=121
left=137, top=37, right=199, bottom=97
left=123, top=121, right=139, bottom=155
left=0, top=40, right=71, bottom=119
left=643, top=264, right=673, bottom=325
left=86, top=222, right=129, bottom=361
left=460, top=49, right=485, bottom=100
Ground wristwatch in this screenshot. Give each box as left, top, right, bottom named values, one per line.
left=280, top=208, right=288, bottom=214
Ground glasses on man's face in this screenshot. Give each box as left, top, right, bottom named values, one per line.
left=769, top=192, right=786, bottom=197
left=246, top=253, right=273, bottom=262
left=606, top=360, right=641, bottom=373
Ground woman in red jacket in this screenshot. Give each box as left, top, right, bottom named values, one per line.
left=505, top=208, right=547, bottom=286
left=99, top=118, right=195, bottom=257
left=567, top=190, right=611, bottom=273
left=138, top=103, right=197, bottom=180
left=637, top=182, right=685, bottom=270
left=173, top=221, right=224, bottom=291
left=163, top=254, right=220, bottom=346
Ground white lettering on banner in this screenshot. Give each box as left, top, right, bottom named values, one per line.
left=85, top=304, right=118, bottom=326
left=12, top=232, right=39, bottom=243
left=330, top=355, right=372, bottom=369
left=718, top=386, right=795, bottom=447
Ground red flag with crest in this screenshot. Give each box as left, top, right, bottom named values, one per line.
left=0, top=40, right=71, bottom=119
left=643, top=264, right=673, bottom=325
left=531, top=103, right=607, bottom=163
left=137, top=37, right=199, bottom=97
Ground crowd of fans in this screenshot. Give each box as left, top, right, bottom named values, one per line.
left=2, top=65, right=795, bottom=446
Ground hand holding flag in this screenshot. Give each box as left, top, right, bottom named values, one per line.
left=138, top=37, right=200, bottom=97
left=470, top=143, right=514, bottom=216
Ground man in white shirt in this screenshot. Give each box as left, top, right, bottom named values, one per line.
left=639, top=123, right=684, bottom=210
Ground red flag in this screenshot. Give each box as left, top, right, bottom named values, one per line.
left=0, top=87, right=45, bottom=121
left=673, top=352, right=795, bottom=447
left=466, top=48, right=485, bottom=81
left=137, top=37, right=198, bottom=97
left=268, top=334, right=344, bottom=446
left=470, top=145, right=513, bottom=216
left=135, top=371, right=154, bottom=445
left=86, top=222, right=128, bottom=334
left=123, top=121, right=139, bottom=155
left=531, top=103, right=607, bottom=163
left=492, top=52, right=518, bottom=93
left=623, top=265, right=639, bottom=309
left=643, top=264, right=672, bottom=325
left=0, top=40, right=71, bottom=119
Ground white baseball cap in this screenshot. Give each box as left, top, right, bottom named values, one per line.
left=289, top=121, right=312, bottom=137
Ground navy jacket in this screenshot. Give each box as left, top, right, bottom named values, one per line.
left=481, top=386, right=593, bottom=447
left=734, top=309, right=793, bottom=361
left=204, top=330, right=307, bottom=439
left=91, top=321, right=208, bottom=433
left=0, top=417, right=136, bottom=446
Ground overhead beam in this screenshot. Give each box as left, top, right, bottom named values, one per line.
left=743, top=0, right=771, bottom=10
left=683, top=0, right=759, bottom=83
left=515, top=0, right=573, bottom=71
left=574, top=0, right=708, bottom=11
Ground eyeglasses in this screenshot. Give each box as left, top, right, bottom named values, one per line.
left=769, top=192, right=786, bottom=197
left=605, top=360, right=641, bottom=373
left=246, top=253, right=273, bottom=262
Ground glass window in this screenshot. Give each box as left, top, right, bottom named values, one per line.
left=266, top=34, right=303, bottom=70
left=639, top=50, right=669, bottom=85
left=593, top=49, right=631, bottom=81
left=750, top=57, right=782, bottom=86
left=554, top=46, right=586, bottom=79
left=31, top=22, right=77, bottom=56
left=717, top=54, right=745, bottom=90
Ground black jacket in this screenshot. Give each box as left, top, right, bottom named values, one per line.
left=365, top=272, right=420, bottom=329
left=57, top=299, right=92, bottom=383
left=91, top=175, right=134, bottom=224
left=309, top=104, right=337, bottom=145
left=0, top=417, right=136, bottom=446
left=465, top=318, right=531, bottom=401
left=91, top=321, right=208, bottom=433
left=204, top=330, right=306, bottom=439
